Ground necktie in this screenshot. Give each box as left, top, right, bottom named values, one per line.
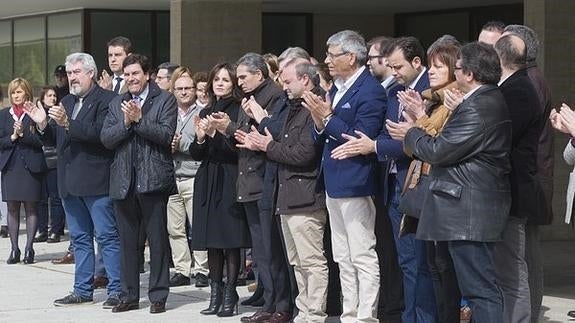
left=72, top=97, right=83, bottom=120
left=113, top=77, right=123, bottom=94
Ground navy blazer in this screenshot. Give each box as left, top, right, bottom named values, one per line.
left=375, top=70, right=429, bottom=200
left=42, top=85, right=116, bottom=198
left=314, top=68, right=387, bottom=198
left=0, top=108, right=46, bottom=174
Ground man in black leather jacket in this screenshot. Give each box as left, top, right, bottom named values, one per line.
left=390, top=42, right=512, bottom=323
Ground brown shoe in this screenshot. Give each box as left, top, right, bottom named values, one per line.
left=267, top=311, right=291, bottom=323
left=150, top=301, right=166, bottom=314
left=93, top=276, right=109, bottom=289
left=52, top=252, right=74, bottom=265
left=240, top=310, right=273, bottom=322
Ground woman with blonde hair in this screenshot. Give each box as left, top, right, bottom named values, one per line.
left=0, top=78, right=47, bottom=264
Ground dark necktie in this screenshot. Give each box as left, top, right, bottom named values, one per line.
left=113, top=77, right=123, bottom=94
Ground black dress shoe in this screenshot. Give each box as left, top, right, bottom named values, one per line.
left=0, top=225, right=8, bottom=238
left=250, top=296, right=264, bottom=307
left=47, top=233, right=61, bottom=243
left=568, top=310, right=575, bottom=318
left=112, top=301, right=139, bottom=313
left=6, top=249, right=21, bottom=264
left=23, top=248, right=35, bottom=264
left=195, top=273, right=209, bottom=288
left=150, top=302, right=166, bottom=314
left=169, top=273, right=190, bottom=287
left=241, top=283, right=264, bottom=306
left=33, top=232, right=48, bottom=243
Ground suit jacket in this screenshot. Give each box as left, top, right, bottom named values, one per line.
left=101, top=82, right=177, bottom=200
left=376, top=70, right=429, bottom=201
left=404, top=84, right=512, bottom=241
left=0, top=108, right=46, bottom=173
left=499, top=69, right=545, bottom=219
left=41, top=85, right=116, bottom=198
left=314, top=68, right=387, bottom=198
left=527, top=64, right=554, bottom=225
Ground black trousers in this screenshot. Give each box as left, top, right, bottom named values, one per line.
left=375, top=193, right=405, bottom=321
left=114, top=189, right=170, bottom=304
left=244, top=201, right=290, bottom=313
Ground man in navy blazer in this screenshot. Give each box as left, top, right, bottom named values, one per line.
left=25, top=53, right=121, bottom=308
left=332, top=37, right=437, bottom=323
left=303, top=30, right=385, bottom=323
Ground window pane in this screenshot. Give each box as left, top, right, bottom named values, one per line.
left=156, top=12, right=170, bottom=66
left=0, top=21, right=12, bottom=104
left=48, top=12, right=82, bottom=80
left=14, top=17, right=46, bottom=87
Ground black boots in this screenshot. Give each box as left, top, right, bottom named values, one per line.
left=217, top=283, right=239, bottom=317
left=7, top=249, right=21, bottom=264
left=200, top=281, right=224, bottom=315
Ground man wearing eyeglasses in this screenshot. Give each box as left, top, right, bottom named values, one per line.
left=303, top=30, right=386, bottom=323
left=165, top=67, right=209, bottom=288
left=155, top=62, right=180, bottom=91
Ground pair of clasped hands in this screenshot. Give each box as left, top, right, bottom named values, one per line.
left=550, top=103, right=575, bottom=136
left=326, top=88, right=465, bottom=160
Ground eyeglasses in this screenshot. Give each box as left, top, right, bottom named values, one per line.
left=174, top=86, right=195, bottom=92
left=325, top=51, right=349, bottom=60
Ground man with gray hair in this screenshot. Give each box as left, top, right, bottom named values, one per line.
left=503, top=24, right=554, bottom=323
left=303, top=30, right=385, bottom=323
left=24, top=52, right=121, bottom=308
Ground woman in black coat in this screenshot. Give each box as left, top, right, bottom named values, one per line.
left=190, top=63, right=250, bottom=317
left=0, top=78, right=47, bottom=264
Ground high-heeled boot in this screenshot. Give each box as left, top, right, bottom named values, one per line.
left=23, top=248, right=35, bottom=264
left=217, top=283, right=239, bottom=317
left=7, top=249, right=21, bottom=264
left=200, top=281, right=223, bottom=315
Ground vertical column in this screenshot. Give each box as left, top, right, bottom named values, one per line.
left=524, top=0, right=575, bottom=240
left=170, top=0, right=262, bottom=71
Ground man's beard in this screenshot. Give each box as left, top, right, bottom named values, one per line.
left=69, top=84, right=82, bottom=96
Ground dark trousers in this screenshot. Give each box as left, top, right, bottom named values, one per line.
left=427, top=241, right=461, bottom=323
left=244, top=200, right=291, bottom=313
left=114, top=189, right=170, bottom=304
left=37, top=168, right=65, bottom=235
left=448, top=241, right=503, bottom=323
left=375, top=192, right=404, bottom=322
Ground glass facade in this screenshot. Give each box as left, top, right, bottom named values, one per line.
left=48, top=12, right=82, bottom=80
left=14, top=17, right=46, bottom=89
left=0, top=21, right=12, bottom=105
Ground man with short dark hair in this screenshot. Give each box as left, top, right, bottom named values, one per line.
left=391, top=42, right=511, bottom=322
left=53, top=65, right=70, bottom=102
left=101, top=53, right=177, bottom=314
left=99, top=36, right=132, bottom=94
left=155, top=62, right=180, bottom=91
left=478, top=20, right=506, bottom=46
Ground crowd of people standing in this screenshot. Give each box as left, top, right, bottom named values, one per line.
left=0, top=19, right=573, bottom=323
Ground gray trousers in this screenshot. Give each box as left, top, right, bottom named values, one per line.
left=526, top=223, right=543, bottom=323
left=494, top=216, right=531, bottom=323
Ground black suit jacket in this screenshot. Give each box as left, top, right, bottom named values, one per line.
left=42, top=85, right=116, bottom=198
left=499, top=69, right=546, bottom=219
left=0, top=108, right=46, bottom=173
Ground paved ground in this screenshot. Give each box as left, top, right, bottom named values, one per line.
left=0, top=233, right=574, bottom=322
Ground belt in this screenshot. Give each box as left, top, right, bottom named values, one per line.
left=175, top=176, right=192, bottom=182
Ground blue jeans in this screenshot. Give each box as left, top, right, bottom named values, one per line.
left=62, top=195, right=121, bottom=298
left=388, top=177, right=437, bottom=323
left=448, top=241, right=503, bottom=323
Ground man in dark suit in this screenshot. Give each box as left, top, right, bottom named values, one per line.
left=303, top=29, right=385, bottom=323
left=101, top=54, right=177, bottom=314
left=493, top=34, right=545, bottom=323
left=24, top=53, right=121, bottom=308
left=332, top=36, right=437, bottom=323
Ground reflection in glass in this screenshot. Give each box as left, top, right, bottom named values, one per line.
left=14, top=17, right=46, bottom=87
left=0, top=21, right=12, bottom=105
left=48, top=12, right=82, bottom=80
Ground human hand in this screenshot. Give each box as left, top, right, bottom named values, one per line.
left=330, top=130, right=375, bottom=159
left=398, top=89, right=426, bottom=119
left=48, top=103, right=69, bottom=128
left=98, top=70, right=113, bottom=90
left=385, top=119, right=414, bottom=141
left=443, top=88, right=464, bottom=111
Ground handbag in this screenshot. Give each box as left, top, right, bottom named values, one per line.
left=398, top=160, right=431, bottom=237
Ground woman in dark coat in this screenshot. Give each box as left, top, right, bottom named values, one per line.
left=190, top=62, right=250, bottom=317
left=0, top=78, right=47, bottom=264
